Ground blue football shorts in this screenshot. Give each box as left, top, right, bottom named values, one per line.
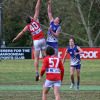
left=46, top=41, right=58, bottom=55
left=71, top=64, right=81, bottom=69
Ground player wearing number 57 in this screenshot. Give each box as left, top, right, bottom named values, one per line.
left=12, top=0, right=46, bottom=81
left=39, top=46, right=64, bottom=100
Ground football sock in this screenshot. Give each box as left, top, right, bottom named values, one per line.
left=77, top=82, right=80, bottom=86
left=72, top=81, right=74, bottom=84
left=36, top=72, right=38, bottom=76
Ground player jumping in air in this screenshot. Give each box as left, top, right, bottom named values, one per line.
left=63, top=38, right=84, bottom=91
left=39, top=46, right=64, bottom=100
left=12, top=0, right=46, bottom=81
left=46, top=0, right=62, bottom=56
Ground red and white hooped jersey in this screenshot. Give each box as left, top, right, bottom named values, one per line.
left=27, top=20, right=44, bottom=40
left=40, top=55, right=64, bottom=81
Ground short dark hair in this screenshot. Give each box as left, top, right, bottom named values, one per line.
left=26, top=16, right=31, bottom=24
left=58, top=17, right=62, bottom=24
left=69, top=38, right=75, bottom=43
left=46, top=46, right=55, bottom=56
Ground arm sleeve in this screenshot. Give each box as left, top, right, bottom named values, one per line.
left=59, top=59, right=64, bottom=81
left=40, top=59, right=47, bottom=76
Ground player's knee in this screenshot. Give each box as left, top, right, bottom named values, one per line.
left=35, top=57, right=39, bottom=61
left=70, top=73, right=74, bottom=76
left=77, top=71, right=80, bottom=77
left=43, top=90, right=48, bottom=94
left=54, top=89, right=60, bottom=96
left=77, top=74, right=80, bottom=78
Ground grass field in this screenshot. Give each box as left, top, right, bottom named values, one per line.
left=0, top=59, right=100, bottom=100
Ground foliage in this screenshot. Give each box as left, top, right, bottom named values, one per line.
left=1, top=0, right=100, bottom=47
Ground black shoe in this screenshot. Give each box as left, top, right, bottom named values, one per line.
left=35, top=75, right=39, bottom=81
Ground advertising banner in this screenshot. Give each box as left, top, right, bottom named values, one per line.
left=32, top=48, right=100, bottom=59
left=0, top=48, right=32, bottom=59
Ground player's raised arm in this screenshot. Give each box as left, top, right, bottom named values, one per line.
left=48, top=0, right=53, bottom=22
left=12, top=26, right=28, bottom=42
left=34, top=0, right=40, bottom=22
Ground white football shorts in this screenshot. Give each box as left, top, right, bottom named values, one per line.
left=43, top=79, right=61, bottom=87
left=33, top=38, right=46, bottom=51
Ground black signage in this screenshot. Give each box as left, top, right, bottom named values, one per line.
left=0, top=48, right=32, bottom=59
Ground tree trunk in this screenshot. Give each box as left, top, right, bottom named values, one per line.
left=87, top=25, right=93, bottom=47
left=75, top=0, right=94, bottom=47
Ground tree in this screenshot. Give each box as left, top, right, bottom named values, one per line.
left=70, top=0, right=100, bottom=47
left=2, top=0, right=48, bottom=47
left=1, top=0, right=100, bottom=47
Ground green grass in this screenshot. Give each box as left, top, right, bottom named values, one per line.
left=0, top=59, right=100, bottom=100
left=1, top=59, right=100, bottom=85
left=0, top=91, right=100, bottom=100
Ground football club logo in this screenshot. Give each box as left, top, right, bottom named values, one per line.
left=70, top=52, right=72, bottom=54
left=54, top=27, right=56, bottom=31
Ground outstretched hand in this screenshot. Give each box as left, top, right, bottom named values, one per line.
left=12, top=38, right=17, bottom=42
left=39, top=75, right=42, bottom=81
left=49, top=27, right=52, bottom=32
left=74, top=52, right=78, bottom=56
left=48, top=0, right=52, bottom=4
